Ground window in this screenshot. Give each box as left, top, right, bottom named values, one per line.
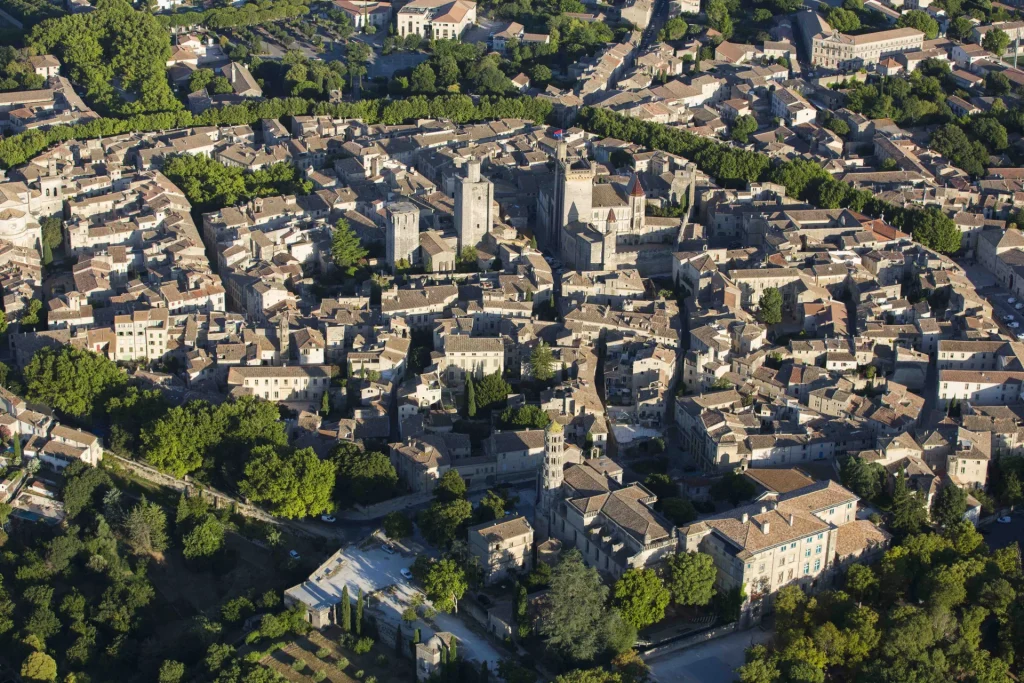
left=805, top=549, right=811, bottom=558
left=814, top=559, right=821, bottom=571
left=815, top=545, right=822, bottom=554
left=803, top=562, right=810, bottom=574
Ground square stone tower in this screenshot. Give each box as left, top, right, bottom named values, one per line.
left=454, top=159, right=494, bottom=250
left=386, top=201, right=420, bottom=272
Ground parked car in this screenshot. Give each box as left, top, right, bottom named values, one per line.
left=289, top=550, right=301, bottom=559
left=1003, top=314, right=1015, bottom=322
left=1015, top=303, right=1023, bottom=310
left=381, top=544, right=396, bottom=554
left=1010, top=297, right=1017, bottom=304
left=400, top=568, right=414, bottom=580
left=320, top=514, right=336, bottom=523
left=997, top=515, right=1012, bottom=524
left=1016, top=332, right=1024, bottom=341
left=1010, top=322, right=1020, bottom=329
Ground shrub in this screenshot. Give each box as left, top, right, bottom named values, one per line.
left=366, top=677, right=377, bottom=683
left=313, top=671, right=327, bottom=682
left=376, top=654, right=388, bottom=666
left=336, top=657, right=350, bottom=670
left=316, top=648, right=331, bottom=659
left=355, top=670, right=365, bottom=679
left=291, top=659, right=307, bottom=672
left=353, top=637, right=374, bottom=654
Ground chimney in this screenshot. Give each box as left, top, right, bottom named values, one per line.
left=741, top=512, right=749, bottom=524
left=760, top=505, right=767, bottom=514
left=762, top=521, right=770, bottom=535
left=788, top=514, right=794, bottom=526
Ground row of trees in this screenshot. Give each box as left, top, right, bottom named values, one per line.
left=0, top=92, right=550, bottom=169
left=157, top=0, right=309, bottom=30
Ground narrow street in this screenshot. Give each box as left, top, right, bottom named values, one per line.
left=646, top=627, right=772, bottom=683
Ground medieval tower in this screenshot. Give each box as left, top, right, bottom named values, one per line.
left=454, top=158, right=494, bottom=250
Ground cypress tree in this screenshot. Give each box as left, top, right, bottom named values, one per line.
left=465, top=375, right=476, bottom=418
left=13, top=430, right=21, bottom=461
left=340, top=585, right=351, bottom=632
left=395, top=624, right=402, bottom=654
left=356, top=587, right=364, bottom=635
left=447, top=638, right=458, bottom=682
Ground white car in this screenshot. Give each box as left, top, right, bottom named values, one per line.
left=289, top=550, right=301, bottom=560
left=1010, top=322, right=1020, bottom=329
left=320, top=514, right=336, bottom=523
left=400, top=568, right=414, bottom=580
left=997, top=515, right=1012, bottom=524
left=381, top=544, right=396, bottom=554
left=1016, top=332, right=1024, bottom=341
left=1016, top=303, right=1024, bottom=310
left=1004, top=315, right=1015, bottom=322
left=1010, top=297, right=1017, bottom=304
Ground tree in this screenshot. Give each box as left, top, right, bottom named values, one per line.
left=665, top=551, right=717, bottom=606
left=474, top=490, right=508, bottom=523
left=827, top=7, right=861, bottom=32
left=986, top=71, right=1011, bottom=95
left=182, top=514, right=225, bottom=559
left=658, top=497, right=696, bottom=525
left=40, top=215, right=62, bottom=251
left=419, top=499, right=472, bottom=547
left=841, top=455, right=884, bottom=502
left=384, top=511, right=414, bottom=539
left=731, top=115, right=758, bottom=143
left=930, top=124, right=988, bottom=178
left=612, top=568, right=670, bottom=629
left=661, top=16, right=688, bottom=40
left=356, top=587, right=364, bottom=635
left=474, top=372, right=511, bottom=411
left=705, top=0, right=733, bottom=37
left=21, top=652, right=57, bottom=682
left=710, top=471, right=755, bottom=506
left=320, top=389, right=330, bottom=416
left=931, top=485, right=968, bottom=531
left=124, top=496, right=169, bottom=555
left=341, top=585, right=351, bottom=632
left=411, top=62, right=437, bottom=93
left=158, top=660, right=185, bottom=683
left=907, top=206, right=962, bottom=254
left=435, top=470, right=467, bottom=502
left=757, top=287, right=783, bottom=325
left=331, top=217, right=367, bottom=272
left=845, top=563, right=878, bottom=604
left=423, top=558, right=468, bottom=612
left=530, top=64, right=552, bottom=84
left=983, top=28, right=1010, bottom=55
left=969, top=116, right=1009, bottom=152
left=540, top=549, right=610, bottom=663
left=500, top=405, right=552, bottom=430
left=896, top=10, right=938, bottom=39
left=948, top=15, right=975, bottom=41
left=24, top=346, right=126, bottom=418
left=465, top=374, right=477, bottom=417
left=240, top=446, right=336, bottom=518
left=890, top=470, right=927, bottom=536
left=529, top=342, right=555, bottom=381
left=332, top=445, right=398, bottom=506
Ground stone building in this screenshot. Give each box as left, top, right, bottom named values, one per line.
left=467, top=516, right=534, bottom=584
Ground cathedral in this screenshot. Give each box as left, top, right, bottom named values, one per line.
left=534, top=421, right=678, bottom=579
left=536, top=142, right=691, bottom=272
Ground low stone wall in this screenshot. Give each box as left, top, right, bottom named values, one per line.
left=641, top=622, right=738, bottom=661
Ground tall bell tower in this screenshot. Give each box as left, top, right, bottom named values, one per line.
left=535, top=421, right=565, bottom=540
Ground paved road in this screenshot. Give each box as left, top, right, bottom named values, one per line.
left=647, top=627, right=772, bottom=683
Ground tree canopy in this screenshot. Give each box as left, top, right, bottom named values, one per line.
left=24, top=346, right=126, bottom=418
left=239, top=445, right=336, bottom=518
left=611, top=568, right=670, bottom=630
